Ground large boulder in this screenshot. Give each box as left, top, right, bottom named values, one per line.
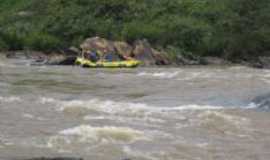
left=252, top=93, right=270, bottom=111
left=62, top=46, right=81, bottom=56
left=259, top=56, right=270, bottom=69
left=43, top=53, right=77, bottom=65
left=132, top=39, right=156, bottom=66
left=114, top=41, right=133, bottom=59
left=80, top=37, right=115, bottom=54
left=175, top=54, right=200, bottom=65
left=151, top=48, right=171, bottom=65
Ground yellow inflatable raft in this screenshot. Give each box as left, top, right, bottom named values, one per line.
left=75, top=57, right=141, bottom=68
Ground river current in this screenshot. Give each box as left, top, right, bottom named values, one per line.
left=0, top=56, right=270, bottom=160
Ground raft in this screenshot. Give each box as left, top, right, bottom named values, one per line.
left=75, top=57, right=141, bottom=68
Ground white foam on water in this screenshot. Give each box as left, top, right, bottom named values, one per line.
left=84, top=115, right=165, bottom=129
left=59, top=125, right=146, bottom=143
left=59, top=99, right=225, bottom=113
left=261, top=78, right=270, bottom=84
left=166, top=105, right=224, bottom=111
left=39, top=97, right=58, bottom=104
left=0, top=96, right=21, bottom=103
left=45, top=125, right=148, bottom=150
left=123, top=146, right=158, bottom=160
left=246, top=103, right=258, bottom=109
left=0, top=135, right=13, bottom=147
left=22, top=113, right=46, bottom=121
left=137, top=71, right=179, bottom=79
left=197, top=110, right=252, bottom=137
left=199, top=110, right=250, bottom=123
left=22, top=113, right=35, bottom=119
left=58, top=99, right=229, bottom=128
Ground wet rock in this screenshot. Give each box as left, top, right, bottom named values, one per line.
left=45, top=53, right=77, bottom=65
left=80, top=37, right=116, bottom=54
left=62, top=47, right=81, bottom=56
left=114, top=41, right=133, bottom=59
left=132, top=39, right=156, bottom=66
left=200, top=57, right=229, bottom=65
left=6, top=51, right=46, bottom=60
left=175, top=54, right=200, bottom=65
left=5, top=50, right=49, bottom=65
left=259, top=56, right=270, bottom=69
left=151, top=48, right=171, bottom=65
left=252, top=93, right=270, bottom=111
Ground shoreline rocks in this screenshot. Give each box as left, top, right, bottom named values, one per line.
left=2, top=36, right=270, bottom=68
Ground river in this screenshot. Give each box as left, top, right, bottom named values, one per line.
left=0, top=56, right=270, bottom=160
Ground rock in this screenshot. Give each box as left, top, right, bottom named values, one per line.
left=114, top=41, right=133, bottom=59
left=175, top=54, right=200, bottom=65
left=200, top=57, right=229, bottom=65
left=132, top=39, right=156, bottom=66
left=259, top=56, right=270, bottom=69
left=80, top=37, right=116, bottom=54
left=45, top=53, right=77, bottom=65
left=151, top=49, right=171, bottom=65
left=6, top=50, right=48, bottom=62
left=252, top=93, right=270, bottom=111
left=62, top=47, right=81, bottom=56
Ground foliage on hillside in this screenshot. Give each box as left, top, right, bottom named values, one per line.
left=0, top=0, right=269, bottom=60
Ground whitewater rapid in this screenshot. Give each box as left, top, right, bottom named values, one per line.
left=0, top=59, right=270, bottom=160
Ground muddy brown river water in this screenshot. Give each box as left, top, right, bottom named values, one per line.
left=0, top=57, right=270, bottom=160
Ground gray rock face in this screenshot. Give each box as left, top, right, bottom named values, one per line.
left=5, top=50, right=78, bottom=66
left=132, top=39, right=156, bottom=66
left=80, top=37, right=171, bottom=66
left=252, top=93, right=270, bottom=111
left=114, top=41, right=133, bottom=58
left=259, top=57, right=270, bottom=69
left=175, top=54, right=200, bottom=65
left=200, top=57, right=230, bottom=65
left=80, top=37, right=116, bottom=54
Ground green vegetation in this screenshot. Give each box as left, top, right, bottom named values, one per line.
left=0, top=0, right=269, bottom=60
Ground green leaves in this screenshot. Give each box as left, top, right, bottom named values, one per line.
left=0, top=0, right=269, bottom=59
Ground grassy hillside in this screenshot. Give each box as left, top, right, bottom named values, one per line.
left=0, top=0, right=269, bottom=60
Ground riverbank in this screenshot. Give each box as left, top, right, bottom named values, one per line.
left=2, top=49, right=270, bottom=69
left=1, top=36, right=269, bottom=69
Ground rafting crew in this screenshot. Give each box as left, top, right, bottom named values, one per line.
left=83, top=48, right=132, bottom=62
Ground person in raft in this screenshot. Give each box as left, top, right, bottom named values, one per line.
left=85, top=50, right=100, bottom=62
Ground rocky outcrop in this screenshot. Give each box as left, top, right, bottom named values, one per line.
left=80, top=37, right=171, bottom=66
left=44, top=53, right=77, bottom=65
left=114, top=41, right=133, bottom=58
left=9, top=37, right=269, bottom=68
left=151, top=48, right=171, bottom=65
left=132, top=39, right=156, bottom=66
left=252, top=93, right=270, bottom=111
left=175, top=54, right=200, bottom=65
left=5, top=50, right=78, bottom=66
left=200, top=57, right=230, bottom=65
left=80, top=37, right=115, bottom=54
left=259, top=56, right=270, bottom=69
